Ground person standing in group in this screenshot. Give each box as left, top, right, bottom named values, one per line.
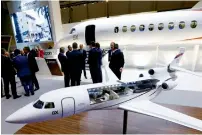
left=96, top=42, right=103, bottom=82
left=67, top=42, right=82, bottom=86
left=1, top=49, right=21, bottom=99
left=78, top=44, right=87, bottom=79
left=13, top=49, right=34, bottom=96
left=108, top=42, right=115, bottom=62
left=109, top=43, right=125, bottom=80
left=58, top=47, right=70, bottom=87
left=23, top=46, right=40, bottom=91
left=88, top=41, right=100, bottom=83
left=37, top=46, right=44, bottom=58
left=66, top=45, right=72, bottom=56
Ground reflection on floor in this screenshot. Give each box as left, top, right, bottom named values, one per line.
left=15, top=104, right=202, bottom=134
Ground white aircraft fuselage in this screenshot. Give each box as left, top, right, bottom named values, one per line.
left=6, top=78, right=162, bottom=123
left=58, top=10, right=202, bottom=49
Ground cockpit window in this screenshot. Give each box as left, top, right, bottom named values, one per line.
left=44, top=102, right=55, bottom=109
left=33, top=100, right=44, bottom=109
left=69, top=28, right=76, bottom=34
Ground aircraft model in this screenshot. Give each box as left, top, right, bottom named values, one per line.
left=6, top=47, right=202, bottom=132
left=57, top=1, right=202, bottom=49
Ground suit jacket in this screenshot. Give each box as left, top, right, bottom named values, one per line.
left=27, top=52, right=39, bottom=73
left=66, top=50, right=82, bottom=73
left=58, top=53, right=68, bottom=73
left=1, top=55, right=16, bottom=77
left=108, top=49, right=112, bottom=62
left=78, top=49, right=87, bottom=67
left=109, top=49, right=125, bottom=69
left=13, top=55, right=31, bottom=77
left=88, top=47, right=100, bottom=68
left=97, top=48, right=102, bottom=66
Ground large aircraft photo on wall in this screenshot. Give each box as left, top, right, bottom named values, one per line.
left=11, top=5, right=52, bottom=43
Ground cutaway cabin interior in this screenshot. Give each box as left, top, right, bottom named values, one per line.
left=87, top=79, right=159, bottom=105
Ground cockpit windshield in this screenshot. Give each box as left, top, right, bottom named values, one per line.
left=44, top=102, right=55, bottom=109
left=33, top=100, right=44, bottom=109
left=33, top=100, right=55, bottom=109
left=69, top=28, right=76, bottom=34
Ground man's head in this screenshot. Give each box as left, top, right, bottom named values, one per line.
left=14, top=49, right=21, bottom=56
left=90, top=41, right=96, bottom=48
left=72, top=42, right=78, bottom=50
left=68, top=45, right=72, bottom=51
left=110, top=42, right=115, bottom=50
left=23, top=46, right=30, bottom=54
left=114, top=43, right=119, bottom=49
left=60, top=47, right=65, bottom=53
left=5, top=52, right=10, bottom=57
left=96, top=42, right=100, bottom=49
left=79, top=44, right=83, bottom=49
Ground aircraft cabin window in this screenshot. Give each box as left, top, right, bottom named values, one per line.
left=69, top=28, right=76, bottom=34
left=168, top=22, right=174, bottom=30
left=114, top=27, right=119, bottom=33
left=179, top=21, right=185, bottom=29
left=148, top=24, right=154, bottom=31
left=122, top=26, right=127, bottom=32
left=191, top=20, right=197, bottom=28
left=158, top=23, right=164, bottom=30
left=139, top=25, right=145, bottom=31
left=33, top=100, right=44, bottom=109
left=44, top=102, right=55, bottom=109
left=130, top=25, right=136, bottom=32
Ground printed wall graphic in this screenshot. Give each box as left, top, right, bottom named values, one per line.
left=11, top=5, right=52, bottom=43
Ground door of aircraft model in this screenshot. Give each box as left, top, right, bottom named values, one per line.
left=85, top=25, right=95, bottom=45
left=61, top=97, right=75, bottom=117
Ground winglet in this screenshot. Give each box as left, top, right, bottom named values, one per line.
left=170, top=47, right=185, bottom=66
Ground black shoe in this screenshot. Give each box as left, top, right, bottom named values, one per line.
left=6, top=95, right=11, bottom=99
left=1, top=95, right=5, bottom=98
left=34, top=88, right=39, bottom=91
left=85, top=76, right=87, bottom=79
left=24, top=94, right=30, bottom=97
left=13, top=95, right=21, bottom=99
left=31, top=92, right=35, bottom=95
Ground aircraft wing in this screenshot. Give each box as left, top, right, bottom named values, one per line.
left=119, top=100, right=202, bottom=132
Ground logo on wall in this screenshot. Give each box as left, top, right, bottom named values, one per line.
left=18, top=0, right=38, bottom=10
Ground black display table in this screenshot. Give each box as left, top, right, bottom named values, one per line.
left=123, top=110, right=128, bottom=134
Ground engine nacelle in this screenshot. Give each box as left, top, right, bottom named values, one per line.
left=162, top=80, right=177, bottom=90
left=148, top=68, right=166, bottom=76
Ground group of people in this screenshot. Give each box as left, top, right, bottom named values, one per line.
left=58, top=43, right=87, bottom=87
left=1, top=47, right=40, bottom=99
left=58, top=41, right=125, bottom=87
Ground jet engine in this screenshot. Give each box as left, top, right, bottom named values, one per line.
left=148, top=68, right=166, bottom=76
left=161, top=80, right=177, bottom=90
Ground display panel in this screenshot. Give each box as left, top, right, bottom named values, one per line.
left=11, top=5, right=52, bottom=43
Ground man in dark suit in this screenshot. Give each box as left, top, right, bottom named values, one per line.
left=66, top=45, right=72, bottom=56
left=67, top=42, right=82, bottom=86
left=58, top=47, right=70, bottom=87
left=13, top=49, right=34, bottom=96
left=109, top=43, right=125, bottom=80
left=78, top=44, right=87, bottom=79
left=96, top=42, right=102, bottom=82
left=88, top=41, right=100, bottom=83
left=23, top=47, right=40, bottom=91
left=1, top=49, right=21, bottom=99
left=108, top=42, right=115, bottom=62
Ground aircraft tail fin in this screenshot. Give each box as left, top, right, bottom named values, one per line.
left=170, top=47, right=185, bottom=67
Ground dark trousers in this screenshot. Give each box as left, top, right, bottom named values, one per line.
left=2, top=76, right=17, bottom=98
left=31, top=73, right=39, bottom=89
left=90, top=66, right=99, bottom=83
left=20, top=75, right=34, bottom=95
left=111, top=67, right=121, bottom=80
left=82, top=68, right=87, bottom=78
left=98, top=66, right=102, bottom=83
left=70, top=71, right=81, bottom=86
left=64, top=72, right=70, bottom=87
